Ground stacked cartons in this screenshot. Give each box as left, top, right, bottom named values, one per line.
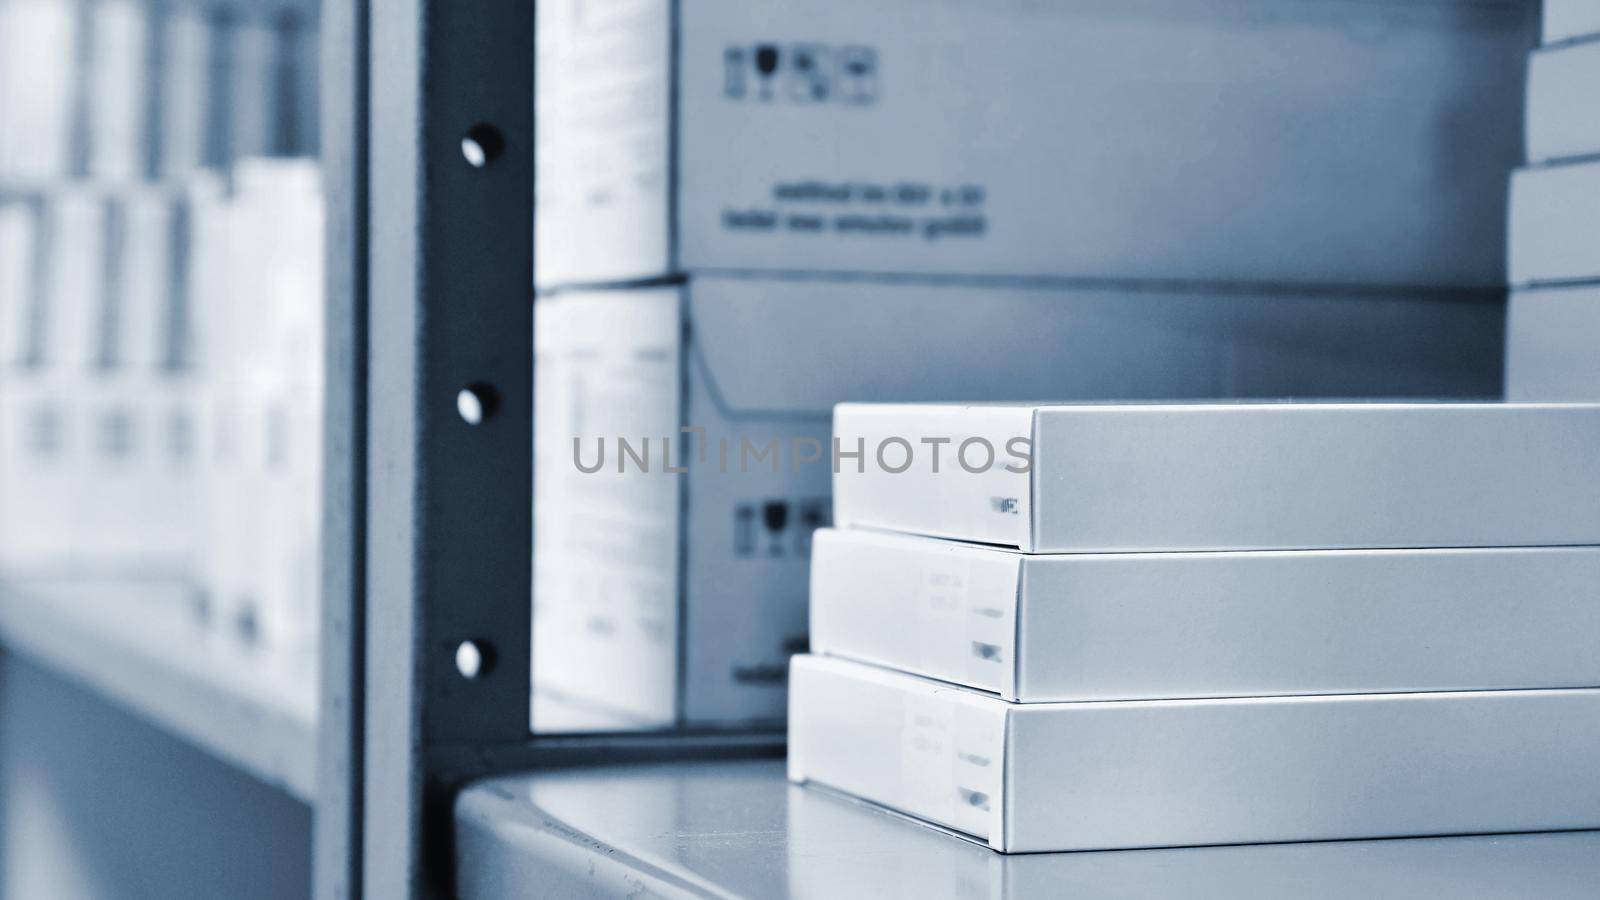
left=790, top=400, right=1600, bottom=851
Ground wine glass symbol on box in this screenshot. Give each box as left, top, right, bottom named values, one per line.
left=723, top=43, right=877, bottom=104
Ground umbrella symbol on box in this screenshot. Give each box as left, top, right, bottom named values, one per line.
left=839, top=46, right=878, bottom=104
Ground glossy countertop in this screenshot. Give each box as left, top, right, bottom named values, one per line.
left=456, top=758, right=1600, bottom=899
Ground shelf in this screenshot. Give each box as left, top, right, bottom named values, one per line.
left=456, top=759, right=1600, bottom=899
left=0, top=575, right=317, bottom=802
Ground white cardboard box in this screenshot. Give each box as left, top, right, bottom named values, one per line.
left=535, top=0, right=1527, bottom=289
left=87, top=0, right=148, bottom=179
left=832, top=401, right=1600, bottom=553
left=1506, top=285, right=1600, bottom=400
left=1526, top=40, right=1600, bottom=164
left=42, top=192, right=106, bottom=368
left=1509, top=161, right=1600, bottom=286
left=0, top=200, right=37, bottom=367
left=158, top=7, right=211, bottom=177
left=228, top=20, right=280, bottom=160
left=111, top=192, right=178, bottom=368
left=530, top=282, right=1504, bottom=730
left=787, top=655, right=1600, bottom=853
left=0, top=0, right=77, bottom=177
left=810, top=528, right=1600, bottom=701
left=1543, top=0, right=1600, bottom=45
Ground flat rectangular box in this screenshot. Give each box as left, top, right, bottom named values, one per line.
left=530, top=282, right=1503, bottom=730
left=535, top=0, right=1526, bottom=289
left=1543, top=0, right=1600, bottom=45
left=1506, top=285, right=1600, bottom=400
left=810, top=528, right=1600, bottom=701
left=787, top=655, right=1600, bottom=853
left=1526, top=40, right=1600, bottom=164
left=832, top=401, right=1600, bottom=553
left=1509, top=161, right=1600, bottom=286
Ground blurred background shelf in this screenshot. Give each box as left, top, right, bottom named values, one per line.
left=456, top=759, right=1600, bottom=900
left=0, top=577, right=317, bottom=802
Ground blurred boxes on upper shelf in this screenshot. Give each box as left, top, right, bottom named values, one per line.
left=535, top=0, right=1529, bottom=289
left=0, top=161, right=325, bottom=650
left=531, top=281, right=1505, bottom=729
left=0, top=0, right=319, bottom=183
left=0, top=0, right=323, bottom=648
left=1505, top=14, right=1600, bottom=402
left=0, top=187, right=197, bottom=576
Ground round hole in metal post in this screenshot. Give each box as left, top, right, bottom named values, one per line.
left=455, top=639, right=496, bottom=680
left=456, top=383, right=499, bottom=425
left=460, top=122, right=505, bottom=168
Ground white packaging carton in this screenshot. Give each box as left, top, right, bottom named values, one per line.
left=535, top=0, right=1527, bottom=289
left=832, top=401, right=1600, bottom=553
left=787, top=655, right=1600, bottom=853
left=110, top=193, right=178, bottom=369
left=228, top=19, right=281, bottom=160
left=198, top=386, right=321, bottom=648
left=810, top=528, right=1600, bottom=701
left=0, top=200, right=38, bottom=368
left=42, top=192, right=106, bottom=368
left=189, top=162, right=325, bottom=647
left=87, top=0, right=148, bottom=179
left=531, top=282, right=1504, bottom=729
left=158, top=7, right=211, bottom=176
left=1526, top=40, right=1600, bottom=164
left=1509, top=161, right=1600, bottom=286
left=1506, top=285, right=1600, bottom=400
left=0, top=0, right=77, bottom=177
left=1543, top=0, right=1600, bottom=45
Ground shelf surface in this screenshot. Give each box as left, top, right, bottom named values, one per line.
left=457, top=759, right=1600, bottom=899
left=0, top=575, right=317, bottom=802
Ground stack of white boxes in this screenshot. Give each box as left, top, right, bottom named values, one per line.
left=1506, top=2, right=1600, bottom=399
left=531, top=0, right=1537, bottom=732
left=791, top=401, right=1600, bottom=852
